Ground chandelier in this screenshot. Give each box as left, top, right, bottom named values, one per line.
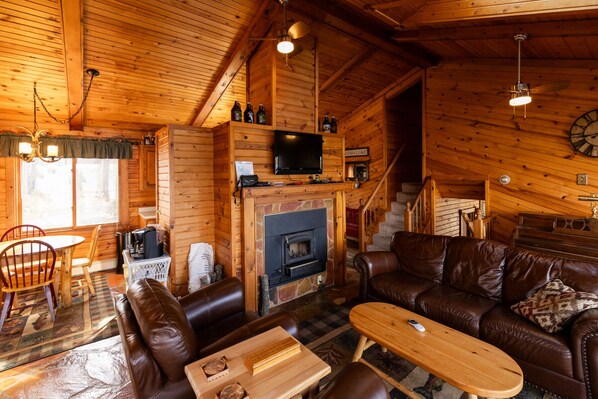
left=18, top=68, right=100, bottom=163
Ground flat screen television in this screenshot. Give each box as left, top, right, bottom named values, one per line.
left=274, top=131, right=323, bottom=175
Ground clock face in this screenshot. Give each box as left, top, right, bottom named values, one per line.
left=570, top=109, right=598, bottom=157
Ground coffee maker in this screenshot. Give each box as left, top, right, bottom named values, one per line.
left=132, top=226, right=163, bottom=259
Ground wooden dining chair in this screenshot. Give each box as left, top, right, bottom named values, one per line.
left=0, top=240, right=57, bottom=333
left=56, top=225, right=102, bottom=296
left=1, top=224, right=46, bottom=242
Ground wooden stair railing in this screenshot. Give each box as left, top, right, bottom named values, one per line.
left=460, top=207, right=496, bottom=239
left=404, top=176, right=433, bottom=234
left=358, top=143, right=406, bottom=252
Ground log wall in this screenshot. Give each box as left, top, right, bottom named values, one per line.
left=434, top=196, right=481, bottom=236
left=426, top=59, right=598, bottom=244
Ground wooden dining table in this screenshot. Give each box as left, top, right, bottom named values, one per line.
left=0, top=235, right=85, bottom=308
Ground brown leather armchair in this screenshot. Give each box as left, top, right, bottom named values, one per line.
left=315, top=362, right=390, bottom=399
left=114, top=277, right=299, bottom=399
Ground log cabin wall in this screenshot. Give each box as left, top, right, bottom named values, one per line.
left=425, top=59, right=598, bottom=244
left=0, top=127, right=154, bottom=267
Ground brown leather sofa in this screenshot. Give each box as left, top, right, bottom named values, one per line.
left=114, top=277, right=299, bottom=399
left=354, top=231, right=598, bottom=399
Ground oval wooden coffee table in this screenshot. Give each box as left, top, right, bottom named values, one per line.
left=350, top=302, right=523, bottom=399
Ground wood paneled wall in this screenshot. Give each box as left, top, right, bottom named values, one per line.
left=426, top=59, right=598, bottom=244
left=156, top=124, right=215, bottom=295
left=341, top=97, right=387, bottom=209
left=248, top=39, right=317, bottom=133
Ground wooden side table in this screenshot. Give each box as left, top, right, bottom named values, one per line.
left=185, top=326, right=330, bottom=399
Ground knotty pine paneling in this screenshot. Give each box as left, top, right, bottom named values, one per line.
left=341, top=97, right=387, bottom=209
left=426, top=59, right=598, bottom=244
left=156, top=124, right=214, bottom=295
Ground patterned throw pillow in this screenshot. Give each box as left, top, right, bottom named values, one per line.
left=511, top=279, right=598, bottom=333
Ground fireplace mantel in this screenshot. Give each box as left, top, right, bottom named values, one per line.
left=242, top=184, right=350, bottom=311
left=242, top=182, right=354, bottom=199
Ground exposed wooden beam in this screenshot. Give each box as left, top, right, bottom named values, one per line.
left=191, top=0, right=278, bottom=127
left=60, top=0, right=84, bottom=130
left=320, top=47, right=377, bottom=94
left=403, top=0, right=598, bottom=27
left=393, top=19, right=598, bottom=42
left=289, top=0, right=438, bottom=68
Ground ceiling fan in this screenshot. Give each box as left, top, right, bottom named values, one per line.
left=252, top=0, right=310, bottom=55
left=508, top=33, right=569, bottom=116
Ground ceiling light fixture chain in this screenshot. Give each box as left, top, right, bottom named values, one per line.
left=34, top=68, right=100, bottom=125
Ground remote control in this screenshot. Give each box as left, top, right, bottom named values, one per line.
left=407, top=319, right=426, bottom=332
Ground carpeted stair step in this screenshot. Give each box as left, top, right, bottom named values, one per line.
left=379, top=221, right=404, bottom=236
left=366, top=244, right=388, bottom=252
left=391, top=201, right=407, bottom=214
left=396, top=192, right=416, bottom=204
left=385, top=211, right=404, bottom=224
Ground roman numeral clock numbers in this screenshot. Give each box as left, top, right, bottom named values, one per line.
left=570, top=109, right=598, bottom=157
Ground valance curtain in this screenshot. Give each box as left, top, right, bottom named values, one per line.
left=0, top=133, right=133, bottom=159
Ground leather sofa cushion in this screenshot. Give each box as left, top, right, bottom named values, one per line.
left=369, top=271, right=437, bottom=311
left=391, top=232, right=449, bottom=284
left=127, top=279, right=198, bottom=382
left=443, top=237, right=507, bottom=301
left=414, top=285, right=497, bottom=337
left=503, top=247, right=561, bottom=304
left=480, top=305, right=573, bottom=378
left=560, top=258, right=598, bottom=295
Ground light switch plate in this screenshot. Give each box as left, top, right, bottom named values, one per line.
left=577, top=173, right=589, bottom=185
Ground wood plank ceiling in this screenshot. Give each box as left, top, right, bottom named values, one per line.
left=1, top=0, right=597, bottom=134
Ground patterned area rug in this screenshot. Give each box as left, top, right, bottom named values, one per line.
left=0, top=274, right=119, bottom=372
left=298, top=302, right=558, bottom=399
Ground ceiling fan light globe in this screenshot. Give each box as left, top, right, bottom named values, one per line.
left=509, top=94, right=532, bottom=106
left=277, top=37, right=294, bottom=54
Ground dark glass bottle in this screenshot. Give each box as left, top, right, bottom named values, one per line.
left=322, top=113, right=331, bottom=132
left=330, top=116, right=337, bottom=133
left=256, top=104, right=266, bottom=125
left=244, top=102, right=254, bottom=123
left=231, top=101, right=242, bottom=122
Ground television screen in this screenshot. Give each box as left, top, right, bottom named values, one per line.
left=274, top=131, right=323, bottom=175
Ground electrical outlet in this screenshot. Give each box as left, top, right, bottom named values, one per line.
left=317, top=275, right=322, bottom=285
left=577, top=173, right=589, bottom=185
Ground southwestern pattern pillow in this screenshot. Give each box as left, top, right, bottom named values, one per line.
left=511, top=279, right=598, bottom=333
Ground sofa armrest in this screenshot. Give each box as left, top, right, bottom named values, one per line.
left=353, top=251, right=399, bottom=301
left=198, top=311, right=299, bottom=357
left=571, top=308, right=598, bottom=397
left=179, top=277, right=245, bottom=331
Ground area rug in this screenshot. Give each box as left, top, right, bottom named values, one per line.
left=298, top=302, right=558, bottom=399
left=0, top=274, right=119, bottom=372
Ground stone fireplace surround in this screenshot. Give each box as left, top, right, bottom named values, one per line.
left=256, top=199, right=334, bottom=307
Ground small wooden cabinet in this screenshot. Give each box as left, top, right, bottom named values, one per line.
left=139, top=145, right=156, bottom=190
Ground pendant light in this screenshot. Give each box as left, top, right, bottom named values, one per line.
left=509, top=34, right=532, bottom=107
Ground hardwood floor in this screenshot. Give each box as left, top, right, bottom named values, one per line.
left=0, top=250, right=360, bottom=399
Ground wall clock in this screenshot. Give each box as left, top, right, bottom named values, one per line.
left=570, top=109, right=598, bottom=157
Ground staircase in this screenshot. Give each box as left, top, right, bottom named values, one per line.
left=367, top=182, right=419, bottom=251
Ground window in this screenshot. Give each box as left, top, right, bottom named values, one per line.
left=20, top=158, right=118, bottom=229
